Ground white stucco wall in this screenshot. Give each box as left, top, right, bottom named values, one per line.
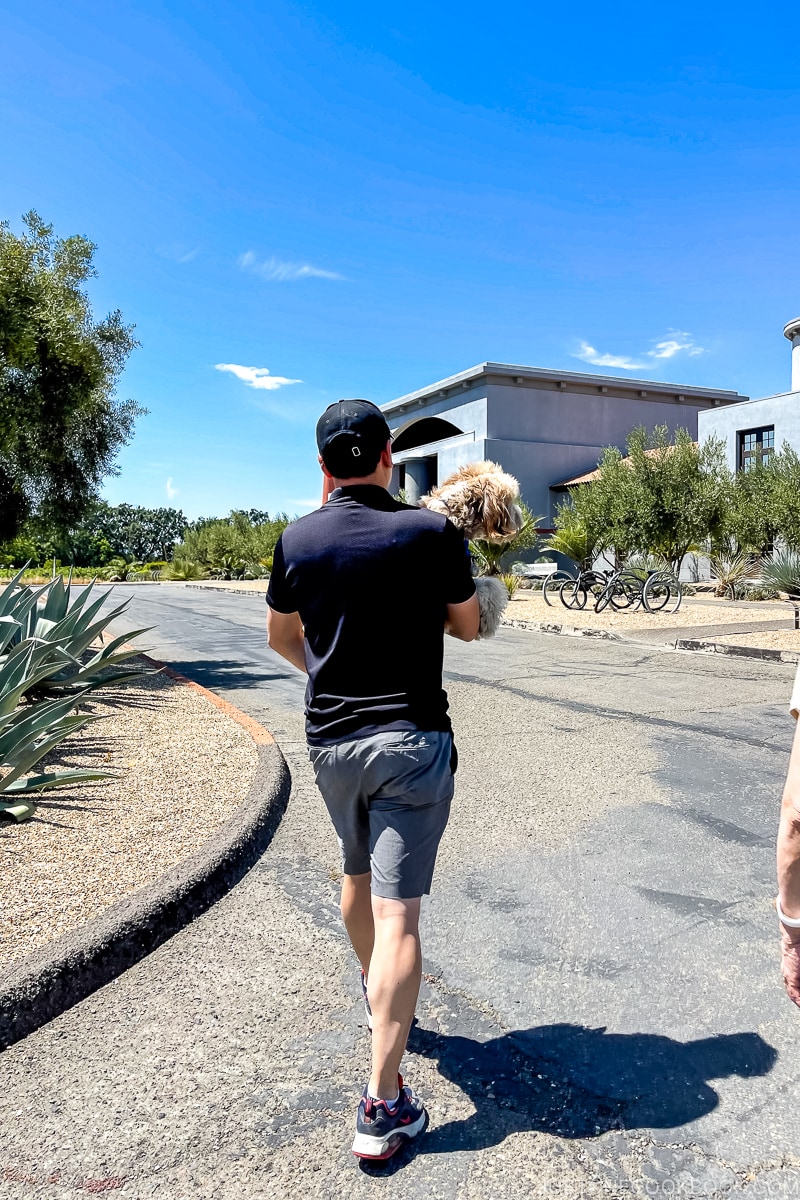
left=698, top=391, right=800, bottom=470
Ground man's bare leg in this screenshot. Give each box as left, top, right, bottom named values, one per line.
left=367, top=895, right=422, bottom=1099
left=340, top=872, right=374, bottom=976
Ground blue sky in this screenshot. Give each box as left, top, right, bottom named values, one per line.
left=2, top=0, right=799, bottom=519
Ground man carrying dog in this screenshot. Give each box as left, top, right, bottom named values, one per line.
left=266, top=399, right=479, bottom=1161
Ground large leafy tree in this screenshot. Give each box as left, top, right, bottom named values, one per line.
left=63, top=502, right=187, bottom=563
left=0, top=211, right=144, bottom=540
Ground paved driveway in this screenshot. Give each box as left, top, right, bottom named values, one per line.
left=1, top=585, right=798, bottom=1199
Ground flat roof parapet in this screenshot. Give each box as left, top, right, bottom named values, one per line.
left=382, top=362, right=747, bottom=415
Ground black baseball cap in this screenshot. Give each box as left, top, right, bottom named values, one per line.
left=316, top=399, right=392, bottom=477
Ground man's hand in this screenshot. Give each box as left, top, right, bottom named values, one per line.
left=266, top=607, right=308, bottom=673
left=782, top=927, right=800, bottom=1007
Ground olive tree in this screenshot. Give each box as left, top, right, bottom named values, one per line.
left=560, top=426, right=729, bottom=573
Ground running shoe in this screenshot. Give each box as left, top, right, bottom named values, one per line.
left=351, top=1075, right=428, bottom=1161
left=360, top=969, right=373, bottom=1032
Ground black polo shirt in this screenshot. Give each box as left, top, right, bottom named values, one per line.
left=267, top=485, right=476, bottom=744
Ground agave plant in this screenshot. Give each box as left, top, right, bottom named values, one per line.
left=761, top=550, right=800, bottom=599
left=0, top=577, right=151, bottom=696
left=0, top=575, right=152, bottom=822
left=0, top=642, right=112, bottom=821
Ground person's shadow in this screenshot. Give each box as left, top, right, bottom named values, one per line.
left=358, top=1020, right=776, bottom=1174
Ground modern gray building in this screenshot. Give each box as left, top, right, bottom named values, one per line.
left=698, top=319, right=800, bottom=472
left=384, top=362, right=746, bottom=525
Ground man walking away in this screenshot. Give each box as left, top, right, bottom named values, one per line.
left=267, top=399, right=479, bottom=1161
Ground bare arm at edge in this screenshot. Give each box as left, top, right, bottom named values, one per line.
left=266, top=607, right=308, bottom=673
left=777, top=705, right=800, bottom=1004
left=446, top=593, right=480, bottom=642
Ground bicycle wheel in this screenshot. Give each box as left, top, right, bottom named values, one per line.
left=594, top=585, right=613, bottom=613
left=609, top=573, right=642, bottom=611
left=642, top=572, right=671, bottom=613
left=542, top=570, right=574, bottom=607
left=560, top=578, right=587, bottom=609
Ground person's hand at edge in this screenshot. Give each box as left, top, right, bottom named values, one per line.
left=781, top=926, right=800, bottom=1006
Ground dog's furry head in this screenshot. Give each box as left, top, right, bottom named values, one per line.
left=420, top=460, right=524, bottom=542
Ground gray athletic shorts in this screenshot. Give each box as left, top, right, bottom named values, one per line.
left=307, top=730, right=454, bottom=900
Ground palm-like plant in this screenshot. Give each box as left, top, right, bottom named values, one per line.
left=710, top=548, right=759, bottom=599
left=162, top=559, right=207, bottom=581
left=470, top=504, right=542, bottom=577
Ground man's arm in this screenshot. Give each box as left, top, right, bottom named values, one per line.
left=446, top=594, right=480, bottom=642
left=777, top=676, right=800, bottom=1005
left=266, top=607, right=308, bottom=673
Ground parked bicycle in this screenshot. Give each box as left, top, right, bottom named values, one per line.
left=541, top=567, right=577, bottom=606
left=557, top=562, right=683, bottom=614
left=559, top=569, right=613, bottom=610
left=641, top=567, right=682, bottom=613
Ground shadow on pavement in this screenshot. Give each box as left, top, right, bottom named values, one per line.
left=407, top=1021, right=776, bottom=1154
left=358, top=1021, right=776, bottom=1175
left=158, top=658, right=297, bottom=690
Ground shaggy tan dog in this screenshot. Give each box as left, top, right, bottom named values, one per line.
left=419, top=461, right=524, bottom=541
left=419, top=461, right=524, bottom=638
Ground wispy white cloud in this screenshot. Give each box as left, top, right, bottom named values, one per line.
left=289, top=499, right=321, bottom=509
left=166, top=477, right=179, bottom=500
left=238, top=250, right=345, bottom=282
left=647, top=331, right=704, bottom=359
left=574, top=330, right=706, bottom=370
left=574, top=342, right=645, bottom=370
left=157, top=243, right=201, bottom=264
left=215, top=363, right=302, bottom=391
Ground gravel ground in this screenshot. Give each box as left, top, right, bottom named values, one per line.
left=0, top=665, right=257, bottom=972
left=715, top=628, right=800, bottom=652
left=508, top=591, right=792, bottom=632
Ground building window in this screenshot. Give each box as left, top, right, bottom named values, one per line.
left=738, top=426, right=775, bottom=471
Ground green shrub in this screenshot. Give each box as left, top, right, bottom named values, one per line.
left=173, top=511, right=289, bottom=573
left=742, top=585, right=780, bottom=601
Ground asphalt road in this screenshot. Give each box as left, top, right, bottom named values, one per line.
left=1, top=584, right=798, bottom=1200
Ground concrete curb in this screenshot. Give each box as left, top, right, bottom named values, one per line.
left=501, top=617, right=622, bottom=641
left=183, top=583, right=269, bottom=597
left=674, top=638, right=800, bottom=664
left=0, top=658, right=291, bottom=1052
left=502, top=617, right=799, bottom=663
